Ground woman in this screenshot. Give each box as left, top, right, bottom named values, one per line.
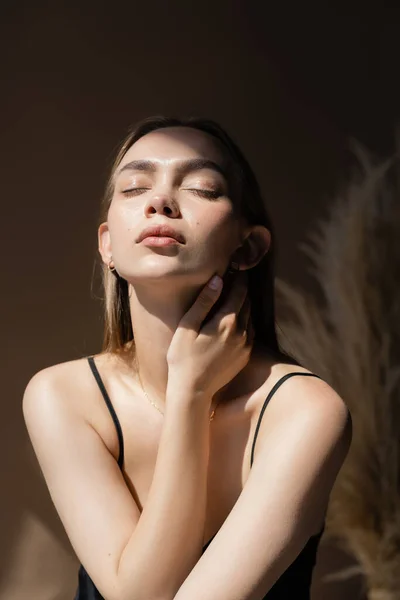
left=23, top=115, right=352, bottom=600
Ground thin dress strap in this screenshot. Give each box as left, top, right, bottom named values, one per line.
left=250, top=372, right=322, bottom=468
left=87, top=356, right=125, bottom=470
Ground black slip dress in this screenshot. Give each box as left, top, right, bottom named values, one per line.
left=74, top=358, right=325, bottom=599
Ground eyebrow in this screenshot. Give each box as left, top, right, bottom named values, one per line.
left=115, top=157, right=228, bottom=180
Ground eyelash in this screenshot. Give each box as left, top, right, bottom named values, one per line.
left=121, top=188, right=221, bottom=200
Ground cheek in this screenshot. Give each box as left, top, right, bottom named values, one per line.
left=107, top=200, right=139, bottom=239
left=193, top=205, right=239, bottom=250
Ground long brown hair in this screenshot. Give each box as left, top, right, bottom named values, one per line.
left=96, top=115, right=298, bottom=365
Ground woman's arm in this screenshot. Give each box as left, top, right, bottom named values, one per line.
left=23, top=271, right=250, bottom=600
left=117, top=385, right=212, bottom=600
left=23, top=367, right=211, bottom=600
left=172, top=376, right=352, bottom=600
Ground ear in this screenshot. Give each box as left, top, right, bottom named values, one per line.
left=232, top=225, right=271, bottom=270
left=98, top=222, right=112, bottom=266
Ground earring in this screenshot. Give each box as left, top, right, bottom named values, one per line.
left=228, top=261, right=240, bottom=274
left=107, top=257, right=116, bottom=273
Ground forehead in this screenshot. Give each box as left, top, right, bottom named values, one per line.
left=119, top=126, right=229, bottom=170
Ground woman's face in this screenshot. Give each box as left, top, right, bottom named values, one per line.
left=102, top=126, right=245, bottom=288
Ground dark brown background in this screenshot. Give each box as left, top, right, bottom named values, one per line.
left=3, top=1, right=399, bottom=598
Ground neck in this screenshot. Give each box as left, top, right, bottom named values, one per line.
left=120, top=277, right=261, bottom=417
left=125, top=278, right=225, bottom=416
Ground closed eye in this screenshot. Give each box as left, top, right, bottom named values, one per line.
left=121, top=188, right=149, bottom=196
left=121, top=188, right=221, bottom=199
left=189, top=189, right=221, bottom=199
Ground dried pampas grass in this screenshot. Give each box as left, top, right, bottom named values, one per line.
left=275, top=144, right=400, bottom=597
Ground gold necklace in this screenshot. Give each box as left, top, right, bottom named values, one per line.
left=136, top=366, right=219, bottom=422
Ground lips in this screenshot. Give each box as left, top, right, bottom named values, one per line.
left=137, top=224, right=185, bottom=244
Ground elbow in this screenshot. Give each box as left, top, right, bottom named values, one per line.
left=115, top=551, right=178, bottom=600
left=117, top=591, right=174, bottom=600
left=115, top=575, right=176, bottom=600
left=122, top=589, right=176, bottom=600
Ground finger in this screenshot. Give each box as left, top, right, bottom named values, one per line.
left=237, top=294, right=251, bottom=332
left=218, top=270, right=248, bottom=317
left=237, top=294, right=254, bottom=343
left=179, top=275, right=223, bottom=332
left=202, top=272, right=248, bottom=333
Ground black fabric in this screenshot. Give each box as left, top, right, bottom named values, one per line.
left=74, top=363, right=324, bottom=599
left=87, top=356, right=124, bottom=469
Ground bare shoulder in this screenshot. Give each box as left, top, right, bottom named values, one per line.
left=22, top=352, right=127, bottom=467
left=22, top=353, right=123, bottom=444
left=251, top=351, right=352, bottom=463
left=249, top=346, right=348, bottom=414
left=22, top=355, right=96, bottom=419
left=266, top=360, right=350, bottom=423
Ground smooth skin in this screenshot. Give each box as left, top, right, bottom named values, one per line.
left=23, top=127, right=352, bottom=600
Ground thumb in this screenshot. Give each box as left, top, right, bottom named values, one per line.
left=180, top=275, right=223, bottom=331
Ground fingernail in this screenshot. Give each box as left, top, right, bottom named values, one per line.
left=208, top=275, right=222, bottom=290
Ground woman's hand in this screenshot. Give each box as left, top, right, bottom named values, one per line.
left=166, top=271, right=254, bottom=401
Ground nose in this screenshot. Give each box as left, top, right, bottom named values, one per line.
left=144, top=192, right=181, bottom=218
